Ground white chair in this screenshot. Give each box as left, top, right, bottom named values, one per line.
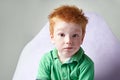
left=13, top=12, right=120, bottom=80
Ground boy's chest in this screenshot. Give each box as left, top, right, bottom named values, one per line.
left=50, top=60, right=80, bottom=80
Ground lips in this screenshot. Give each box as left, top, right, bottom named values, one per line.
left=64, top=47, right=73, bottom=49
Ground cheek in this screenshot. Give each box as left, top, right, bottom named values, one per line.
left=54, top=39, right=63, bottom=46
left=74, top=39, right=83, bottom=45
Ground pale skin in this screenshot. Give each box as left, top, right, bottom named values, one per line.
left=50, top=17, right=85, bottom=63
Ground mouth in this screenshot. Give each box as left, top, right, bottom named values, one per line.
left=64, top=47, right=73, bottom=50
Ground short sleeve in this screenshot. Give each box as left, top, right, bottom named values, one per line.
left=79, top=63, right=94, bottom=80
left=36, top=53, right=51, bottom=80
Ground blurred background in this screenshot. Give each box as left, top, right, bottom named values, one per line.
left=0, top=0, right=120, bottom=80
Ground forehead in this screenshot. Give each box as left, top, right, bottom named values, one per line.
left=53, top=17, right=82, bottom=32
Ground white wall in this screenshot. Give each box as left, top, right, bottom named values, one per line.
left=0, top=0, right=120, bottom=80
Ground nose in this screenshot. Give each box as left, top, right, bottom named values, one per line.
left=65, top=36, right=72, bottom=44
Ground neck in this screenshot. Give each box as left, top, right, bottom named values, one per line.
left=58, top=53, right=71, bottom=63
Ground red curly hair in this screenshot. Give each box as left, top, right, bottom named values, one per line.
left=48, top=5, right=88, bottom=35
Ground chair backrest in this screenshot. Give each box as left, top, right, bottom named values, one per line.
left=13, top=12, right=120, bottom=80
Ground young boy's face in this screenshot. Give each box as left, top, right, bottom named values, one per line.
left=50, top=18, right=84, bottom=58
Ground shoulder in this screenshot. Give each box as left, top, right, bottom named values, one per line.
left=79, top=53, right=94, bottom=69
left=40, top=50, right=54, bottom=63
left=37, top=49, right=55, bottom=72
left=83, top=54, right=94, bottom=65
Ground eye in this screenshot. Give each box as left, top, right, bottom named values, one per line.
left=58, top=33, right=65, bottom=37
left=72, top=34, right=79, bottom=38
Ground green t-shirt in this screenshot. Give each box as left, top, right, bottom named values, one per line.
left=36, top=47, right=94, bottom=80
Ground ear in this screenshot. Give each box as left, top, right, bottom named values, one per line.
left=50, top=34, right=55, bottom=44
left=80, top=33, right=85, bottom=44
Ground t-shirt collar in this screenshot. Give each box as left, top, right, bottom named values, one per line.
left=69, top=47, right=84, bottom=63
left=52, top=48, right=58, bottom=59
left=52, top=47, right=84, bottom=63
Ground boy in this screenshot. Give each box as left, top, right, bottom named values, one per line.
left=36, top=5, right=94, bottom=80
